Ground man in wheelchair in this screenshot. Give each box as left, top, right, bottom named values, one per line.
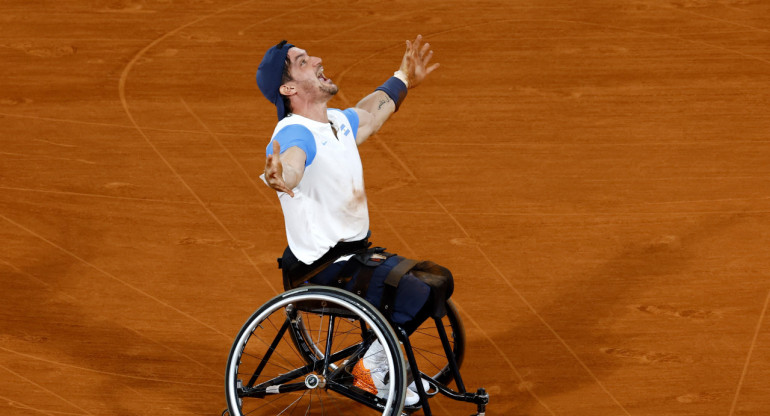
left=257, top=36, right=452, bottom=407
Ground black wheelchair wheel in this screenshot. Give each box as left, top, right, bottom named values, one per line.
left=225, top=286, right=408, bottom=416
left=408, top=298, right=466, bottom=386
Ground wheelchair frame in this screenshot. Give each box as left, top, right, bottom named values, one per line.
left=224, top=286, right=489, bottom=416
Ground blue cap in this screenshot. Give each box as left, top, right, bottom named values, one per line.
left=257, top=40, right=294, bottom=120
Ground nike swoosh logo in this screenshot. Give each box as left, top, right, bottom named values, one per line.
left=322, top=141, right=328, bottom=145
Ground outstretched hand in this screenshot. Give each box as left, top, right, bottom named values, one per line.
left=264, top=140, right=295, bottom=197
left=398, top=34, right=440, bottom=89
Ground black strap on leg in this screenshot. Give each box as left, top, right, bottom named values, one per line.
left=328, top=258, right=361, bottom=288
left=350, top=249, right=391, bottom=296
left=380, top=257, right=418, bottom=316
left=351, top=266, right=375, bottom=297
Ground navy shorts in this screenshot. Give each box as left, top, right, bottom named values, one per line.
left=309, top=255, right=431, bottom=325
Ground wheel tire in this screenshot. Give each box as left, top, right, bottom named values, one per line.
left=225, top=286, right=407, bottom=416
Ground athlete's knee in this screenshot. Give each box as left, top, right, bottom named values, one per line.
left=411, top=261, right=454, bottom=317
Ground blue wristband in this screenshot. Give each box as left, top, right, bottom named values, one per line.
left=375, top=76, right=408, bottom=111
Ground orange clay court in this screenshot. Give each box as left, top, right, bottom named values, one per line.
left=1, top=0, right=770, bottom=415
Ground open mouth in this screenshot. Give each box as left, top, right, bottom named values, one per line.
left=317, top=67, right=332, bottom=83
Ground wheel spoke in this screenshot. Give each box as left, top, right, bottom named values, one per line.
left=225, top=288, right=410, bottom=416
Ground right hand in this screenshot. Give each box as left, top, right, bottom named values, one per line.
left=264, top=140, right=295, bottom=197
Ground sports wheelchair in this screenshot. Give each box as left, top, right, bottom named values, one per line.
left=223, top=285, right=489, bottom=415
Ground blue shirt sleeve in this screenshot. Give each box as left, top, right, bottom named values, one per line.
left=342, top=108, right=360, bottom=141
left=266, top=124, right=316, bottom=167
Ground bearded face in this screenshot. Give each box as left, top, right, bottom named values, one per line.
left=284, top=47, right=338, bottom=102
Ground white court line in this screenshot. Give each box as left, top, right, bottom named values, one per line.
left=0, top=111, right=255, bottom=137
left=0, top=185, right=272, bottom=209
left=0, top=151, right=95, bottom=165
left=117, top=0, right=279, bottom=296
left=346, top=7, right=769, bottom=415
left=729, top=289, right=770, bottom=416
left=384, top=139, right=770, bottom=147
left=671, top=5, right=770, bottom=34
left=2, top=256, right=221, bottom=376
left=0, top=344, right=219, bottom=388
left=0, top=394, right=81, bottom=416
left=430, top=194, right=629, bottom=415
left=179, top=97, right=277, bottom=207
left=367, top=201, right=548, bottom=414
left=373, top=207, right=770, bottom=218
left=0, top=364, right=93, bottom=416
left=0, top=212, right=231, bottom=339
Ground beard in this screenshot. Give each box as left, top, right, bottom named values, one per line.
left=319, top=82, right=339, bottom=97
left=295, top=78, right=339, bottom=102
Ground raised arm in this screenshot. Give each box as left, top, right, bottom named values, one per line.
left=354, top=35, right=439, bottom=145
left=264, top=140, right=306, bottom=197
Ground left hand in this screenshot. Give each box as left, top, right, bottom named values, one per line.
left=264, top=140, right=295, bottom=197
left=398, top=34, right=439, bottom=89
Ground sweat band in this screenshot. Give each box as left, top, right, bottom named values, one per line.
left=375, top=76, right=408, bottom=112
left=393, top=70, right=409, bottom=87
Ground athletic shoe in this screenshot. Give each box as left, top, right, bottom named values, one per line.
left=408, top=378, right=432, bottom=394
left=352, top=341, right=420, bottom=406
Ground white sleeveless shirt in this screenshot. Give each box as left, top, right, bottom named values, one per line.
left=266, top=109, right=369, bottom=264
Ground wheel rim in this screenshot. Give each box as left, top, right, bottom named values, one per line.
left=225, top=290, right=406, bottom=416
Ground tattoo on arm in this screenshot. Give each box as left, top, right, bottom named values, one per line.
left=377, top=96, right=391, bottom=110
